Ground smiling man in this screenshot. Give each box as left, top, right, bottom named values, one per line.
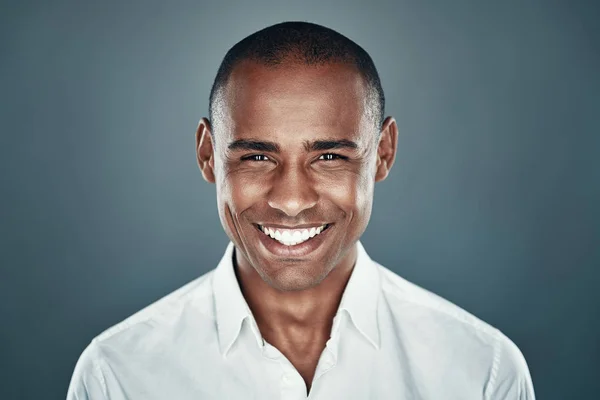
left=67, top=22, right=535, bottom=399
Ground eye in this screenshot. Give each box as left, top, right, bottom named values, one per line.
left=241, top=154, right=270, bottom=162
left=318, top=153, right=347, bottom=161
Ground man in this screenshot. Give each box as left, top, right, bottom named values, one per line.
left=67, top=21, right=535, bottom=399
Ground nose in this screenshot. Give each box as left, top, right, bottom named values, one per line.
left=267, top=164, right=318, bottom=217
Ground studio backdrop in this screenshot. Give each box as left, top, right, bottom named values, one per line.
left=1, top=0, right=598, bottom=399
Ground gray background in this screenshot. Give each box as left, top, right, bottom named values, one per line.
left=1, top=0, right=598, bottom=399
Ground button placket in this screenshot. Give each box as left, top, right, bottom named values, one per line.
left=312, top=346, right=337, bottom=383
left=279, top=366, right=306, bottom=400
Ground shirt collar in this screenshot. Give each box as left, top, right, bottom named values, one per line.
left=335, top=240, right=381, bottom=349
left=212, top=241, right=381, bottom=357
left=212, top=242, right=257, bottom=357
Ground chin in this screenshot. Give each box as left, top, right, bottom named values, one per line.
left=262, top=265, right=328, bottom=292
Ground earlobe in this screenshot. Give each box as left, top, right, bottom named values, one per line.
left=375, top=116, right=398, bottom=182
left=196, top=118, right=216, bottom=183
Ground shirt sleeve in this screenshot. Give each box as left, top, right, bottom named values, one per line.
left=485, top=330, right=536, bottom=400
left=66, top=340, right=108, bottom=400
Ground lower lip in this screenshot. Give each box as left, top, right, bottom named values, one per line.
left=254, top=224, right=332, bottom=258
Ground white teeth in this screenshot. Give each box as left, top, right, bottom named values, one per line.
left=292, top=231, right=302, bottom=242
left=260, top=224, right=328, bottom=246
left=301, top=230, right=310, bottom=241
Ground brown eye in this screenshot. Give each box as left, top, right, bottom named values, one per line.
left=242, top=154, right=270, bottom=162
left=318, top=153, right=346, bottom=161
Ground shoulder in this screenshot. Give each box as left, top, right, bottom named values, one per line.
left=376, top=263, right=535, bottom=398
left=378, top=263, right=498, bottom=339
left=67, top=270, right=217, bottom=399
left=95, top=269, right=216, bottom=344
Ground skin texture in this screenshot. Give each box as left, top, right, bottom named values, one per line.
left=196, top=59, right=398, bottom=393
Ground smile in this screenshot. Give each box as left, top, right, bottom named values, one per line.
left=257, top=224, right=330, bottom=246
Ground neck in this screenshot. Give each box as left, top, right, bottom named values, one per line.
left=234, top=246, right=357, bottom=338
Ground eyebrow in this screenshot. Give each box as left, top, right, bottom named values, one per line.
left=305, top=139, right=358, bottom=152
left=228, top=139, right=280, bottom=152
left=227, top=138, right=358, bottom=153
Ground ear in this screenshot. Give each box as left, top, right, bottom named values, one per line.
left=375, top=116, right=398, bottom=182
left=196, top=118, right=216, bottom=183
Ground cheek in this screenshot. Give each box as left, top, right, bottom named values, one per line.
left=356, top=172, right=375, bottom=212
left=320, top=170, right=374, bottom=214
left=218, top=172, right=266, bottom=213
left=216, top=174, right=267, bottom=243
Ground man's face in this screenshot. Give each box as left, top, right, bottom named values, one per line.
left=197, top=60, right=396, bottom=291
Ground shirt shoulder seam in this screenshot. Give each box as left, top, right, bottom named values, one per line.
left=484, top=330, right=503, bottom=400
left=89, top=338, right=109, bottom=399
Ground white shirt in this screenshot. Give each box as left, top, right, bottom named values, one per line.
left=67, top=241, right=535, bottom=399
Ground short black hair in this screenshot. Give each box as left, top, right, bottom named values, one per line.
left=208, top=21, right=385, bottom=133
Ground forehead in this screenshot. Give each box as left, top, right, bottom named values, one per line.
left=216, top=60, right=372, bottom=143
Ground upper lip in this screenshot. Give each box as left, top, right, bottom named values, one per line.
left=256, top=223, right=330, bottom=229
